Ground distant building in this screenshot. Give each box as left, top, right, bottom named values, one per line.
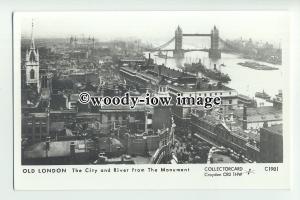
left=259, top=124, right=283, bottom=163
left=22, top=112, right=49, bottom=141
left=75, top=105, right=150, bottom=135
left=119, top=57, right=146, bottom=67
left=124, top=129, right=167, bottom=156
left=272, top=90, right=283, bottom=110
left=66, top=94, right=79, bottom=110
left=22, top=140, right=91, bottom=165
left=233, top=106, right=282, bottom=130
left=99, top=56, right=113, bottom=64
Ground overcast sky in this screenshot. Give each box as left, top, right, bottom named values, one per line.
left=20, top=11, right=288, bottom=45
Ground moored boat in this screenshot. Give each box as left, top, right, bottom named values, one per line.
left=255, top=90, right=271, bottom=100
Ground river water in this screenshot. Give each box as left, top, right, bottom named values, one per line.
left=147, top=50, right=283, bottom=105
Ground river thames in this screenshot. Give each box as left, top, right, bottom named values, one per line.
left=149, top=50, right=283, bottom=106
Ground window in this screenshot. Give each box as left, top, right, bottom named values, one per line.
left=229, top=100, right=232, bottom=104
left=30, top=69, right=35, bottom=79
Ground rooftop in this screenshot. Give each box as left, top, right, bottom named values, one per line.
left=121, top=65, right=235, bottom=93
left=262, top=124, right=283, bottom=136
left=234, top=106, right=282, bottom=122
left=69, top=94, right=79, bottom=101
left=29, top=113, right=48, bottom=118
left=192, top=109, right=260, bottom=141
left=169, top=80, right=234, bottom=93
left=24, top=140, right=87, bottom=159
left=211, top=153, right=236, bottom=163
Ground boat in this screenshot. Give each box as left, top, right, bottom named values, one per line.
left=255, top=90, right=271, bottom=100
left=184, top=63, right=231, bottom=83
left=237, top=61, right=278, bottom=70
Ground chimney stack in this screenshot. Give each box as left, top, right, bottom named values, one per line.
left=45, top=136, right=51, bottom=158
left=146, top=53, right=151, bottom=68
left=158, top=65, right=162, bottom=77
left=242, top=106, right=247, bottom=130
left=263, top=121, right=268, bottom=128
left=70, top=141, right=76, bottom=157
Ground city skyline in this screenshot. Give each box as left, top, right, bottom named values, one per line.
left=20, top=11, right=288, bottom=45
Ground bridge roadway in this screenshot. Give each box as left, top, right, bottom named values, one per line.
left=182, top=33, right=211, bottom=37
left=154, top=48, right=209, bottom=52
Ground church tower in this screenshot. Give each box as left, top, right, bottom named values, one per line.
left=25, top=20, right=40, bottom=92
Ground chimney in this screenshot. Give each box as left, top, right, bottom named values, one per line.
left=229, top=113, right=234, bottom=121
left=70, top=141, right=76, bottom=157
left=94, top=137, right=100, bottom=153
left=158, top=65, right=162, bottom=77
left=46, top=140, right=50, bottom=151
left=263, top=121, right=268, bottom=128
left=217, top=81, right=222, bottom=89
left=145, top=53, right=151, bottom=68
left=242, top=106, right=247, bottom=130
left=45, top=136, right=51, bottom=158
left=144, top=112, right=148, bottom=133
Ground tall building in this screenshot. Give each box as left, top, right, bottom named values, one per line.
left=259, top=124, right=283, bottom=163
left=25, top=21, right=40, bottom=92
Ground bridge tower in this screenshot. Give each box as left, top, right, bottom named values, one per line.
left=174, top=26, right=184, bottom=59
left=209, top=26, right=221, bottom=59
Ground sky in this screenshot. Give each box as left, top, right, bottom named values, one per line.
left=19, top=11, right=289, bottom=45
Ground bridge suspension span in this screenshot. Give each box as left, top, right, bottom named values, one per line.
left=152, top=37, right=175, bottom=51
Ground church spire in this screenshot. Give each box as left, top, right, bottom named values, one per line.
left=30, top=19, right=35, bottom=50
left=25, top=19, right=40, bottom=92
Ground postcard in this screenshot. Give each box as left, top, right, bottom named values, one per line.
left=13, top=11, right=290, bottom=190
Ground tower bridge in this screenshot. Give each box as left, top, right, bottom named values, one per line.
left=151, top=25, right=222, bottom=60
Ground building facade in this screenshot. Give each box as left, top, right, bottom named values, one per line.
left=259, top=124, right=283, bottom=163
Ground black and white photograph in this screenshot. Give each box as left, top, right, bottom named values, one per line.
left=18, top=12, right=286, bottom=165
